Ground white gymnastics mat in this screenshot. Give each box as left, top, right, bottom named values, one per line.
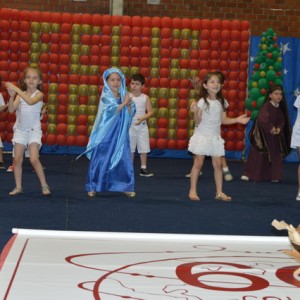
left=0, top=229, right=299, bottom=299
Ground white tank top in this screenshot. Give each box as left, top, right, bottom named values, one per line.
left=131, top=93, right=147, bottom=125
left=15, top=90, right=43, bottom=131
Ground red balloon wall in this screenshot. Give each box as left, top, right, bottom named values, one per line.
left=0, top=8, right=250, bottom=151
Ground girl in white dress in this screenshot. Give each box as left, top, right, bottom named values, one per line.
left=6, top=66, right=51, bottom=196
left=291, top=95, right=300, bottom=200
left=188, top=72, right=249, bottom=201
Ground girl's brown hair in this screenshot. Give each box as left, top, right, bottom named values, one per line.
left=264, top=84, right=289, bottom=121
left=198, top=71, right=227, bottom=111
left=19, top=66, right=43, bottom=91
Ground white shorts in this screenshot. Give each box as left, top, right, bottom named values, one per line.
left=129, top=122, right=150, bottom=153
left=12, top=128, right=42, bottom=151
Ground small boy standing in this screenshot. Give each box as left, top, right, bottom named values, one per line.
left=129, top=74, right=154, bottom=177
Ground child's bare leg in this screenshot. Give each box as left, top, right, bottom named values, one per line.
left=221, top=156, right=228, bottom=168
left=12, top=143, right=25, bottom=190
left=212, top=156, right=223, bottom=195
left=29, top=143, right=48, bottom=187
left=0, top=148, right=3, bottom=162
left=189, top=154, right=204, bottom=199
left=140, top=153, right=147, bottom=168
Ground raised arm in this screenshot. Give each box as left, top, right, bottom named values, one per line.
left=5, top=82, right=43, bottom=105
left=221, top=111, right=250, bottom=125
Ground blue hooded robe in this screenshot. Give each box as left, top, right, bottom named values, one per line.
left=84, top=68, right=136, bottom=193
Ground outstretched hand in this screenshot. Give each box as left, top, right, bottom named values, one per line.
left=5, top=82, right=18, bottom=98
left=5, top=82, right=18, bottom=92
left=236, top=114, right=250, bottom=124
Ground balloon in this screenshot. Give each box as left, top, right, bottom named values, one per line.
left=176, top=129, right=188, bottom=140
left=257, top=96, right=265, bottom=109
left=167, top=139, right=177, bottom=149
left=251, top=109, right=259, bottom=120
left=56, top=123, right=67, bottom=135
left=258, top=78, right=269, bottom=89
left=169, top=89, right=178, bottom=98
left=149, top=88, right=158, bottom=98
left=87, top=115, right=95, bottom=126
left=249, top=87, right=261, bottom=99
left=46, top=134, right=57, bottom=146
left=48, top=94, right=58, bottom=105
left=176, top=139, right=187, bottom=150
left=252, top=71, right=260, bottom=81
left=47, top=124, right=56, bottom=134
left=148, top=117, right=157, bottom=128
left=265, top=58, right=275, bottom=66
left=149, top=128, right=157, bottom=138
left=158, top=88, right=169, bottom=98
left=266, top=70, right=276, bottom=81
left=273, top=61, right=282, bottom=72
left=158, top=118, right=168, bottom=128
left=170, top=68, right=179, bottom=79
left=272, top=50, right=280, bottom=59
left=274, top=78, right=283, bottom=85
left=254, top=56, right=264, bottom=64
left=158, top=108, right=168, bottom=118
left=68, top=105, right=78, bottom=116
left=168, top=98, right=178, bottom=109
left=158, top=98, right=168, bottom=108
left=168, top=118, right=177, bottom=129
left=169, top=109, right=177, bottom=118
left=157, top=128, right=167, bottom=139
left=259, top=63, right=268, bottom=71
left=56, top=135, right=67, bottom=146
left=245, top=98, right=253, bottom=110
left=157, top=138, right=167, bottom=150
left=168, top=129, right=176, bottom=139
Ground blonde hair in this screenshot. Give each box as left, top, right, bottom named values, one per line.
left=19, top=66, right=43, bottom=91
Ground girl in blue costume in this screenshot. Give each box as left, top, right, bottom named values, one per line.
left=84, top=68, right=136, bottom=198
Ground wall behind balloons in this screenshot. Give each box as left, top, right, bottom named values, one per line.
left=0, top=0, right=299, bottom=37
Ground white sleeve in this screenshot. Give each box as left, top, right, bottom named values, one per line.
left=197, top=98, right=205, bottom=110
left=294, top=95, right=300, bottom=109
left=224, top=99, right=229, bottom=109
left=0, top=93, right=4, bottom=106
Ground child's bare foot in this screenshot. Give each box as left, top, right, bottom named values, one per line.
left=188, top=193, right=200, bottom=201
left=9, top=187, right=23, bottom=196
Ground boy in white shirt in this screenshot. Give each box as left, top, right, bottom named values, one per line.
left=129, top=74, right=154, bottom=177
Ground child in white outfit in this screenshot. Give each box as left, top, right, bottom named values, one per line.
left=129, top=74, right=154, bottom=177
left=188, top=71, right=249, bottom=201
left=6, top=66, right=51, bottom=196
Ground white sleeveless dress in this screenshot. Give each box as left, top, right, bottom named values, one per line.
left=188, top=98, right=227, bottom=157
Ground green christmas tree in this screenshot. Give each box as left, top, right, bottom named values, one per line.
left=246, top=28, right=283, bottom=120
